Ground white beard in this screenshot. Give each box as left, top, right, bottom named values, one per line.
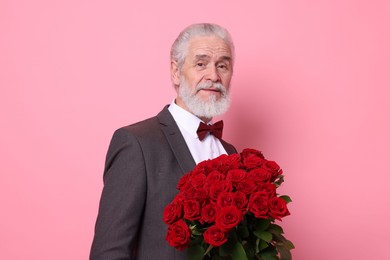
left=178, top=76, right=231, bottom=119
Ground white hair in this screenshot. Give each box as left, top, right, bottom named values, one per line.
left=170, top=23, right=235, bottom=69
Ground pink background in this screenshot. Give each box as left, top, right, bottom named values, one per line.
left=1, top=0, right=389, bottom=259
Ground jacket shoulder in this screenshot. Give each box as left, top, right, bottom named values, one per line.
left=120, top=116, right=160, bottom=136
left=115, top=106, right=173, bottom=139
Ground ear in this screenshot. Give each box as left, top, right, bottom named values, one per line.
left=170, top=60, right=180, bottom=86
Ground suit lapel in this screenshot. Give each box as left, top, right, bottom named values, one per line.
left=157, top=106, right=196, bottom=174
left=220, top=139, right=237, bottom=155
left=157, top=105, right=238, bottom=174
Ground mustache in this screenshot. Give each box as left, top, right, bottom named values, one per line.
left=195, top=81, right=227, bottom=95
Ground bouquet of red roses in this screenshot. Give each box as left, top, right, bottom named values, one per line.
left=163, top=148, right=294, bottom=260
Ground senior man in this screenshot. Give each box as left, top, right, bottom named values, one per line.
left=90, top=23, right=237, bottom=260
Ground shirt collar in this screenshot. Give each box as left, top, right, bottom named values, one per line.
left=168, top=100, right=209, bottom=139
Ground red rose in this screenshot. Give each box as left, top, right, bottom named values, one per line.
left=166, top=220, right=191, bottom=250
left=222, top=153, right=241, bottom=170
left=203, top=225, right=228, bottom=246
left=232, top=191, right=248, bottom=213
left=248, top=191, right=269, bottom=219
left=268, top=197, right=290, bottom=221
left=183, top=199, right=201, bottom=221
left=205, top=170, right=225, bottom=187
left=184, top=185, right=207, bottom=205
left=209, top=180, right=233, bottom=201
left=174, top=192, right=185, bottom=203
left=262, top=160, right=282, bottom=182
left=240, top=148, right=265, bottom=159
left=163, top=199, right=183, bottom=224
left=236, top=179, right=257, bottom=195
left=248, top=168, right=272, bottom=184
left=216, top=191, right=234, bottom=208
left=200, top=203, right=220, bottom=224
left=241, top=148, right=266, bottom=170
left=189, top=173, right=207, bottom=188
left=228, top=153, right=241, bottom=165
left=226, top=169, right=247, bottom=186
left=211, top=154, right=241, bottom=174
left=215, top=205, right=243, bottom=231
left=257, top=183, right=276, bottom=197
left=165, top=148, right=292, bottom=254
left=192, top=187, right=208, bottom=204
left=242, top=155, right=266, bottom=170
left=177, top=172, right=191, bottom=192
left=209, top=154, right=227, bottom=165
left=184, top=186, right=197, bottom=200
left=184, top=186, right=207, bottom=203
left=208, top=155, right=228, bottom=174
left=192, top=160, right=212, bottom=176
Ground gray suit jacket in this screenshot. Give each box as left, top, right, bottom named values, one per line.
left=90, top=106, right=237, bottom=260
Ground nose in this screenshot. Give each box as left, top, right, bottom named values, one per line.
left=204, top=66, right=220, bottom=82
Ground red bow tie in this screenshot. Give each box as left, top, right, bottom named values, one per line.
left=196, top=120, right=224, bottom=141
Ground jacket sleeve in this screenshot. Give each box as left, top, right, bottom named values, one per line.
left=90, top=128, right=147, bottom=260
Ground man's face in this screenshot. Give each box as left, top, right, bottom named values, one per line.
left=172, top=36, right=233, bottom=120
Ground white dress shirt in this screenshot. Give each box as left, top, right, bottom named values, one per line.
left=168, top=101, right=227, bottom=164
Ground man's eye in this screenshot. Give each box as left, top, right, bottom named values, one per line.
left=196, top=63, right=205, bottom=67
left=217, top=64, right=228, bottom=70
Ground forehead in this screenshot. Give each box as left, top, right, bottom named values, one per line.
left=186, top=36, right=232, bottom=59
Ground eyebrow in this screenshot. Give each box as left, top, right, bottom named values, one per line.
left=195, top=54, right=232, bottom=62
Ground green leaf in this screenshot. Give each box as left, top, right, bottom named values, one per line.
left=272, top=232, right=289, bottom=245
left=272, top=233, right=294, bottom=260
left=219, top=245, right=230, bottom=257
left=256, top=238, right=260, bottom=254
left=273, top=233, right=294, bottom=247
left=254, top=219, right=271, bottom=232
left=243, top=240, right=256, bottom=258
left=274, top=175, right=284, bottom=187
left=279, top=195, right=292, bottom=203
left=276, top=244, right=292, bottom=260
left=231, top=242, right=249, bottom=260
left=237, top=224, right=250, bottom=238
left=258, top=246, right=278, bottom=260
left=188, top=244, right=205, bottom=260
left=253, top=230, right=272, bottom=243
left=222, top=241, right=248, bottom=260
left=219, top=231, right=237, bottom=256
left=219, top=230, right=248, bottom=260
left=285, top=240, right=295, bottom=250
left=267, top=224, right=284, bottom=235
left=189, top=235, right=203, bottom=246
left=259, top=252, right=278, bottom=260
left=259, top=240, right=269, bottom=251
